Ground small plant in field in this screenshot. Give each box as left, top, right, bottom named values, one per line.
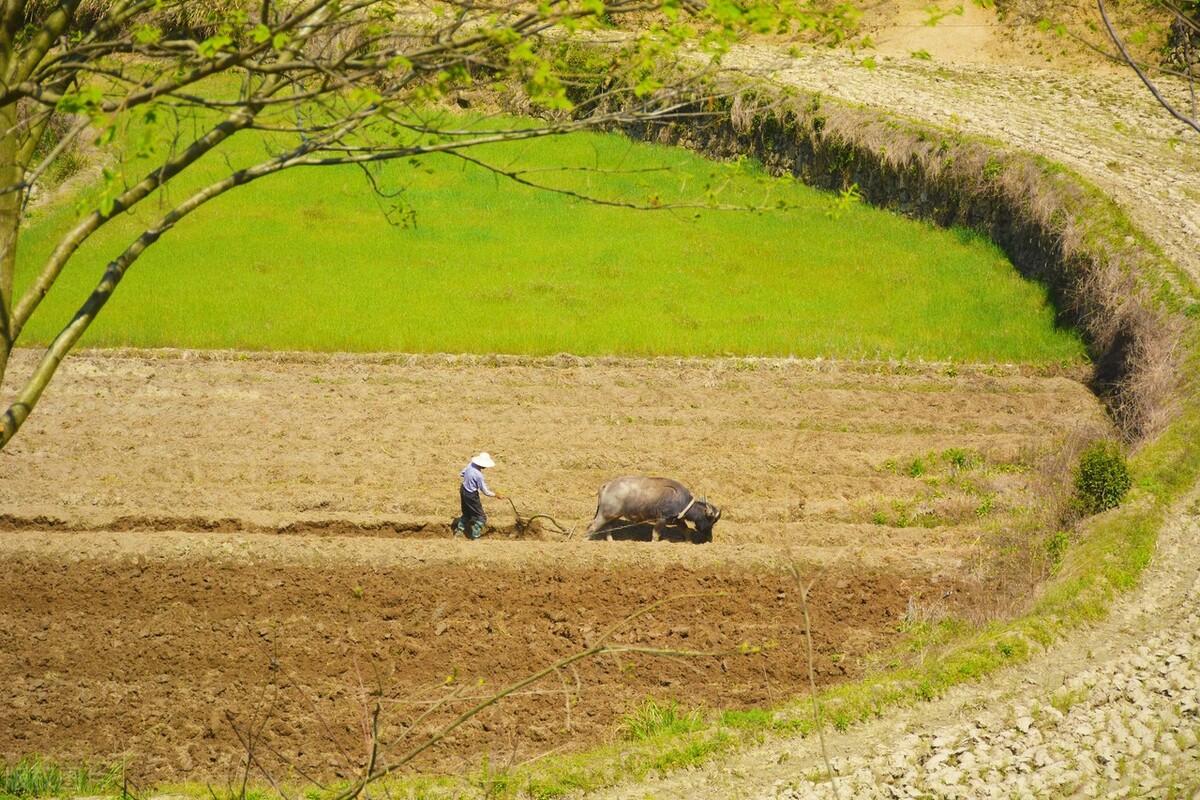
left=941, top=447, right=978, bottom=471
left=468, top=754, right=511, bottom=798
left=1051, top=685, right=1090, bottom=715
left=644, top=733, right=729, bottom=774
left=974, top=494, right=995, bottom=518
left=620, top=699, right=703, bottom=742
left=1073, top=441, right=1131, bottom=515
left=890, top=499, right=914, bottom=527
left=907, top=457, right=926, bottom=477
left=1044, top=530, right=1071, bottom=569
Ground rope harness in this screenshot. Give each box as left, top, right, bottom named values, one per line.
left=454, top=494, right=705, bottom=540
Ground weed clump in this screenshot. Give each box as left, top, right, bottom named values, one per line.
left=0, top=757, right=122, bottom=800
left=620, top=699, right=703, bottom=742
left=1073, top=440, right=1131, bottom=515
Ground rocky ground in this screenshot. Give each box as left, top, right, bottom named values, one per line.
left=589, top=11, right=1200, bottom=800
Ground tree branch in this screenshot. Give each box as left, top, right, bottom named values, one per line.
left=1098, top=0, right=1200, bottom=134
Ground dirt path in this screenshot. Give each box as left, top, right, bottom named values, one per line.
left=585, top=30, right=1200, bottom=800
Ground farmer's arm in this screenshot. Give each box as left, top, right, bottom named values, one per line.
left=480, top=474, right=504, bottom=499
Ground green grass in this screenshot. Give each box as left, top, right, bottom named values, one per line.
left=619, top=699, right=704, bottom=741
left=0, top=757, right=123, bottom=800
left=14, top=115, right=1085, bottom=363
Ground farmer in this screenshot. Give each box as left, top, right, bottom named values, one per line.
left=453, top=452, right=504, bottom=540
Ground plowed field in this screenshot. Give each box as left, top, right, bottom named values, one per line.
left=0, top=349, right=1109, bottom=786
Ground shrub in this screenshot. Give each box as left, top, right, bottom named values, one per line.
left=1074, top=441, right=1132, bottom=515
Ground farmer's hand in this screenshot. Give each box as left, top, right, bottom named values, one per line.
left=496, top=493, right=506, bottom=500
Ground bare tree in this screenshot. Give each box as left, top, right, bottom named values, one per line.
left=1098, top=0, right=1199, bottom=133
left=0, top=0, right=861, bottom=449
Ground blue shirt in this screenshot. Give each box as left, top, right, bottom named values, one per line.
left=461, top=462, right=495, bottom=497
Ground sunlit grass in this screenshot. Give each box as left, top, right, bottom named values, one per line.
left=15, top=113, right=1086, bottom=363
left=0, top=756, right=123, bottom=799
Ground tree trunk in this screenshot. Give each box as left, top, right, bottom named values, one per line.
left=0, top=27, right=20, bottom=392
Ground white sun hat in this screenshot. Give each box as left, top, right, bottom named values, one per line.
left=472, top=452, right=496, bottom=468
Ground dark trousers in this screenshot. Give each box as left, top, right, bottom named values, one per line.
left=459, top=485, right=486, bottom=537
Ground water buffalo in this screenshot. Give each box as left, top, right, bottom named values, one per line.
left=586, top=476, right=721, bottom=543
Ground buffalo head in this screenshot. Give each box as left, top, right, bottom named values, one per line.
left=689, top=499, right=721, bottom=543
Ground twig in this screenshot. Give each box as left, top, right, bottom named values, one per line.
left=791, top=563, right=841, bottom=800
left=783, top=421, right=840, bottom=798
left=328, top=593, right=727, bottom=800
left=1098, top=0, right=1200, bottom=134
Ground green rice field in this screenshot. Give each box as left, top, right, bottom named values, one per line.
left=16, top=118, right=1087, bottom=363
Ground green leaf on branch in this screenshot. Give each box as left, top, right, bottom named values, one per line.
left=508, top=41, right=537, bottom=64
left=350, top=87, right=383, bottom=106
left=826, top=182, right=862, bottom=220
left=488, top=26, right=520, bottom=46
left=133, top=24, right=161, bottom=44
left=97, top=168, right=122, bottom=216
left=197, top=34, right=234, bottom=58
left=633, top=75, right=663, bottom=97
left=924, top=2, right=964, bottom=27
left=251, top=24, right=271, bottom=44
left=94, top=122, right=117, bottom=147
left=56, top=86, right=103, bottom=114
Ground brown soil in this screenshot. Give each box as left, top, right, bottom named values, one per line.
left=0, top=349, right=1106, bottom=786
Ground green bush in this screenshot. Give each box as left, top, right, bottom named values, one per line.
left=1074, top=441, right=1132, bottom=515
